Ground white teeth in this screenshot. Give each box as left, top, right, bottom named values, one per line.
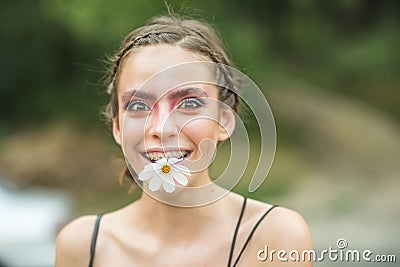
left=144, top=151, right=189, bottom=162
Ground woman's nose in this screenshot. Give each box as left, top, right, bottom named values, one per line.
left=146, top=105, right=178, bottom=141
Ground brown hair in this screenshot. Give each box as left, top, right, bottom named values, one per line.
left=104, top=13, right=241, bottom=183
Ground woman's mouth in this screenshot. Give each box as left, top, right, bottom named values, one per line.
left=142, top=150, right=191, bottom=163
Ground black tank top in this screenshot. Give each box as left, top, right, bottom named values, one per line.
left=88, top=198, right=277, bottom=267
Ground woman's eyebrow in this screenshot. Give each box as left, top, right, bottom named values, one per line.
left=121, top=89, right=156, bottom=103
left=168, top=87, right=209, bottom=99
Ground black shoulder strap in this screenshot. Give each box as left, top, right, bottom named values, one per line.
left=88, top=214, right=103, bottom=267
left=231, top=205, right=278, bottom=267
left=227, top=197, right=247, bottom=267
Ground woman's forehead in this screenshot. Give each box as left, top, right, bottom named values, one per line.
left=118, top=45, right=211, bottom=89
left=117, top=45, right=218, bottom=101
left=118, top=45, right=212, bottom=89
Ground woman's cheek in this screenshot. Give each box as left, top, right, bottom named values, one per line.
left=180, top=119, right=219, bottom=173
left=122, top=117, right=147, bottom=162
left=183, top=118, right=219, bottom=144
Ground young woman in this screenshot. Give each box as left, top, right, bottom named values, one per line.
left=56, top=13, right=312, bottom=267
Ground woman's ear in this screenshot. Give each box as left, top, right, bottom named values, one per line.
left=112, top=117, right=122, bottom=145
left=218, top=108, right=236, bottom=141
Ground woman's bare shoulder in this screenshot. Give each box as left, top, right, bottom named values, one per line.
left=246, top=198, right=312, bottom=248
left=55, top=215, right=98, bottom=267
left=242, top=199, right=312, bottom=266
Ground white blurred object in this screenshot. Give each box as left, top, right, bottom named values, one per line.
left=0, top=176, right=73, bottom=267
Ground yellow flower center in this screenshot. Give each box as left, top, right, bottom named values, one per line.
left=161, top=165, right=171, bottom=174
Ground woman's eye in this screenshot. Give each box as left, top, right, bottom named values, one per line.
left=177, top=98, right=204, bottom=110
left=126, top=100, right=150, bottom=112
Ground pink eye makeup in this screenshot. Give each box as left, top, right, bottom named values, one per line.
left=121, top=86, right=209, bottom=113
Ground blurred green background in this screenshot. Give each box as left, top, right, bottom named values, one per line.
left=1, top=0, right=399, bottom=265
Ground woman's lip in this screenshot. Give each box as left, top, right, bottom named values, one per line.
left=141, top=153, right=152, bottom=164
left=141, top=148, right=192, bottom=153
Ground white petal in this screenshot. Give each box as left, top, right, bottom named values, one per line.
left=148, top=176, right=162, bottom=192
left=168, top=158, right=180, bottom=164
left=172, top=164, right=191, bottom=176
left=156, top=158, right=167, bottom=165
left=162, top=174, right=175, bottom=193
left=143, top=163, right=160, bottom=172
left=138, top=169, right=155, bottom=181
left=172, top=172, right=188, bottom=186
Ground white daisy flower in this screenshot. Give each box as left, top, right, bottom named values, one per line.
left=138, top=157, right=191, bottom=193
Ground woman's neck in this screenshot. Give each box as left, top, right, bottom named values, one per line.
left=134, top=184, right=236, bottom=244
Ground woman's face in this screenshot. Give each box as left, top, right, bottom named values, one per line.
left=112, top=45, right=233, bottom=187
